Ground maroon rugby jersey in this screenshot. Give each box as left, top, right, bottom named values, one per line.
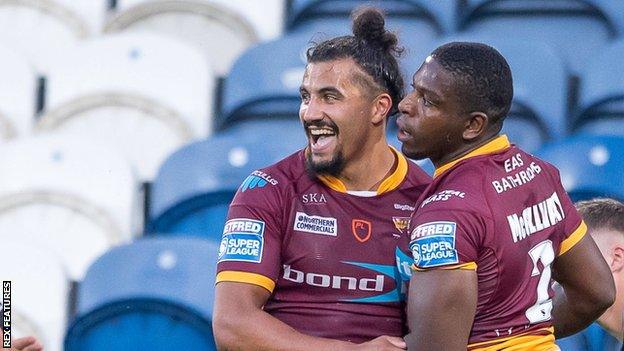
left=216, top=147, right=430, bottom=342
left=407, top=135, right=586, bottom=350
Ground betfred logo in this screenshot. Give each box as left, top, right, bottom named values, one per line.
left=411, top=221, right=456, bottom=240
left=223, top=219, right=264, bottom=235
left=219, top=218, right=265, bottom=263
left=282, top=264, right=384, bottom=292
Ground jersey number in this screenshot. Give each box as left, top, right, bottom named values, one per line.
left=525, top=240, right=555, bottom=324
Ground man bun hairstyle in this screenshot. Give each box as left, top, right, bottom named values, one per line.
left=306, top=7, right=404, bottom=117
left=431, top=42, right=513, bottom=127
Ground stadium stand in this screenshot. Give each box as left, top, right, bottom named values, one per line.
left=64, top=237, right=219, bottom=351
left=37, top=32, right=213, bottom=180
left=104, top=0, right=283, bottom=75
left=0, top=133, right=138, bottom=280
left=285, top=0, right=456, bottom=38
left=574, top=38, right=624, bottom=135
left=0, top=0, right=106, bottom=72
left=0, top=241, right=69, bottom=351
left=148, top=119, right=305, bottom=238
left=535, top=135, right=624, bottom=202
left=0, top=45, right=37, bottom=140
left=457, top=0, right=618, bottom=75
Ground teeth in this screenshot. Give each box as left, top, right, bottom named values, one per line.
left=310, top=129, right=335, bottom=136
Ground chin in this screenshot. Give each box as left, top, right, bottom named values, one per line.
left=400, top=144, right=427, bottom=160
left=306, top=151, right=345, bottom=177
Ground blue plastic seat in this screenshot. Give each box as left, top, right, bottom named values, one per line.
left=458, top=0, right=617, bottom=74
left=148, top=119, right=306, bottom=238
left=557, top=322, right=623, bottom=351
left=218, top=31, right=328, bottom=129
left=575, top=39, right=624, bottom=135
left=534, top=135, right=624, bottom=202
left=64, top=237, right=219, bottom=351
left=286, top=0, right=457, bottom=34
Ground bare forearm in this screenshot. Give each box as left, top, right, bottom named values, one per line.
left=214, top=307, right=355, bottom=351
left=551, top=283, right=612, bottom=338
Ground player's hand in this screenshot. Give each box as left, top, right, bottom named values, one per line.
left=355, top=335, right=406, bottom=350
left=5, top=336, right=43, bottom=351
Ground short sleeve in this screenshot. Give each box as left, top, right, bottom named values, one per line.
left=216, top=172, right=285, bottom=293
left=408, top=209, right=485, bottom=271
left=549, top=170, right=587, bottom=256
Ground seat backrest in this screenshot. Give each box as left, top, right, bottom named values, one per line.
left=534, top=135, right=624, bottom=202
left=66, top=237, right=218, bottom=351
left=0, top=241, right=69, bottom=351
left=286, top=0, right=456, bottom=33
left=149, top=119, right=306, bottom=231
left=458, top=0, right=616, bottom=74
left=43, top=32, right=213, bottom=136
left=576, top=39, right=624, bottom=130
left=0, top=133, right=138, bottom=278
left=0, top=45, right=37, bottom=139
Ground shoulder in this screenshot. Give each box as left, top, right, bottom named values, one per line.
left=231, top=150, right=308, bottom=209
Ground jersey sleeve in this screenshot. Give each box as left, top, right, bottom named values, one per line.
left=549, top=168, right=587, bottom=256
left=408, top=208, right=485, bottom=271
left=216, top=171, right=285, bottom=293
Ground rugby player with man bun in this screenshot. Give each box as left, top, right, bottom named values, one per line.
left=213, top=7, right=430, bottom=351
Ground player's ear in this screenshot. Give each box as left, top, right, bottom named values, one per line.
left=371, top=93, right=392, bottom=125
left=463, top=111, right=488, bottom=141
left=610, top=245, right=624, bottom=273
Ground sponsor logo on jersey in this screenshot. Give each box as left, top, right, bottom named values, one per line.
left=507, top=191, right=564, bottom=243
left=392, top=217, right=410, bottom=234
left=282, top=259, right=406, bottom=303
left=218, top=218, right=265, bottom=263
left=420, top=190, right=466, bottom=208
left=352, top=219, right=372, bottom=243
left=409, top=221, right=458, bottom=268
left=394, top=203, right=415, bottom=211
left=301, top=192, right=327, bottom=204
left=240, top=170, right=278, bottom=192
left=293, top=212, right=337, bottom=236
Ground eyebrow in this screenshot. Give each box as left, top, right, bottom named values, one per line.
left=300, top=85, right=344, bottom=96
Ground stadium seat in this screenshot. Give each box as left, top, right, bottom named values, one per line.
left=148, top=119, right=306, bottom=238
left=534, top=135, right=624, bottom=202
left=0, top=241, right=69, bottom=351
left=0, top=45, right=37, bottom=140
left=104, top=0, right=280, bottom=75
left=218, top=31, right=324, bottom=129
left=401, top=34, right=569, bottom=150
left=285, top=0, right=456, bottom=34
left=574, top=39, right=624, bottom=135
left=0, top=0, right=107, bottom=72
left=557, top=322, right=623, bottom=351
left=38, top=32, right=213, bottom=180
left=0, top=133, right=138, bottom=279
left=457, top=0, right=618, bottom=74
left=64, top=237, right=219, bottom=351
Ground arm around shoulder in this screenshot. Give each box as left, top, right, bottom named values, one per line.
left=551, top=234, right=616, bottom=338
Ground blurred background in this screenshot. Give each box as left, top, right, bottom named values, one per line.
left=0, top=0, right=622, bottom=350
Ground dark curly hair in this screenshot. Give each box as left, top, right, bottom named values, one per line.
left=431, top=42, right=513, bottom=127
left=306, top=7, right=404, bottom=117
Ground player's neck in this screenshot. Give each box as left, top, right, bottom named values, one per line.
left=599, top=275, right=624, bottom=341
left=433, top=132, right=500, bottom=169
left=337, top=139, right=396, bottom=192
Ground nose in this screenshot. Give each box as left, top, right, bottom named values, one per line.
left=398, top=95, right=413, bottom=117
left=300, top=97, right=324, bottom=123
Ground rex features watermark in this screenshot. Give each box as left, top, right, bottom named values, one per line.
left=2, top=281, right=10, bottom=348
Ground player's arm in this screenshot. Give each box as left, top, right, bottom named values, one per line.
left=213, top=282, right=406, bottom=351
left=551, top=233, right=615, bottom=338
left=405, top=269, right=477, bottom=351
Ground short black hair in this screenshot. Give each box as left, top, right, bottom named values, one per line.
left=306, top=7, right=404, bottom=117
left=431, top=42, right=513, bottom=126
left=576, top=198, right=624, bottom=235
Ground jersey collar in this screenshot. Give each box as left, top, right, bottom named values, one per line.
left=433, top=135, right=511, bottom=179
left=318, top=146, right=408, bottom=195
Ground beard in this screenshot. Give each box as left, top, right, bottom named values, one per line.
left=305, top=149, right=345, bottom=177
